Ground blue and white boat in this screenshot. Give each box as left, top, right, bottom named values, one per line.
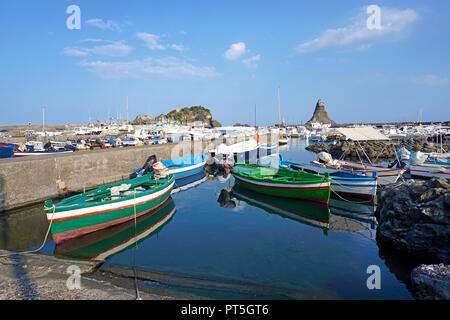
left=162, top=153, right=207, bottom=179
left=279, top=156, right=377, bottom=202
left=171, top=171, right=207, bottom=193
left=135, top=153, right=207, bottom=180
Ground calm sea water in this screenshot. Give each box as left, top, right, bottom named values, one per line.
left=2, top=139, right=421, bottom=299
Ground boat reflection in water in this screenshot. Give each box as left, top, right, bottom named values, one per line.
left=224, top=184, right=330, bottom=234
left=54, top=197, right=176, bottom=261
left=172, top=171, right=207, bottom=194
left=328, top=198, right=377, bottom=229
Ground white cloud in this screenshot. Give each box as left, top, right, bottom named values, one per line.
left=242, top=54, right=260, bottom=68
left=295, top=7, right=419, bottom=53
left=406, top=74, right=450, bottom=87
left=224, top=42, right=247, bottom=60
left=86, top=19, right=121, bottom=32
left=136, top=32, right=165, bottom=50
left=78, top=57, right=219, bottom=79
left=63, top=40, right=133, bottom=57
left=168, top=44, right=185, bottom=52
left=136, top=32, right=185, bottom=51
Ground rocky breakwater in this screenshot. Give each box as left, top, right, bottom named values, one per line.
left=376, top=177, right=449, bottom=263
left=306, top=138, right=449, bottom=162
left=376, top=178, right=449, bottom=299
left=411, top=264, right=449, bottom=300
left=306, top=141, right=398, bottom=162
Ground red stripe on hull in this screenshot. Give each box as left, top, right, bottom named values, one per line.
left=52, top=196, right=170, bottom=244
left=48, top=184, right=173, bottom=222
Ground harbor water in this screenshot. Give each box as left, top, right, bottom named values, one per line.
left=0, top=139, right=422, bottom=299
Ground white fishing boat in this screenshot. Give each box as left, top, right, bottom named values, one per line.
left=409, top=164, right=449, bottom=179
left=408, top=151, right=450, bottom=179
left=332, top=160, right=404, bottom=186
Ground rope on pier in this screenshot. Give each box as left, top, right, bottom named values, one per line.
left=0, top=205, right=56, bottom=258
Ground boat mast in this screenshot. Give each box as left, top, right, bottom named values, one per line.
left=277, top=86, right=281, bottom=131
left=42, top=107, right=45, bottom=132
left=126, top=95, right=129, bottom=124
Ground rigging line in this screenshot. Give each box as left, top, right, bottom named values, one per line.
left=357, top=140, right=373, bottom=165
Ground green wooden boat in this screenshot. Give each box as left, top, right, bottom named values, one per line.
left=44, top=172, right=175, bottom=244
left=54, top=197, right=176, bottom=260
left=231, top=164, right=331, bottom=204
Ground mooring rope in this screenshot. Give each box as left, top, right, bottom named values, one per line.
left=132, top=190, right=142, bottom=300
left=0, top=205, right=56, bottom=258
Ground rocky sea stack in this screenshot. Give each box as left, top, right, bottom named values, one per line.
left=376, top=177, right=450, bottom=264
left=306, top=99, right=336, bottom=125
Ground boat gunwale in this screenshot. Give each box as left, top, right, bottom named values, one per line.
left=45, top=174, right=175, bottom=212
left=232, top=164, right=330, bottom=186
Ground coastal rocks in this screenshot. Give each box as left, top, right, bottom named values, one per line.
left=376, top=178, right=450, bottom=264
left=306, top=99, right=336, bottom=125
left=411, top=264, right=450, bottom=300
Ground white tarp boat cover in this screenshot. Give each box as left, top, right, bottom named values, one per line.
left=411, top=151, right=429, bottom=165
left=397, top=147, right=411, bottom=161
left=335, top=127, right=389, bottom=141
left=318, top=152, right=333, bottom=164
left=110, top=184, right=132, bottom=196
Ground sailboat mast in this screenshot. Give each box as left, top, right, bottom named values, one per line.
left=254, top=104, right=256, bottom=128
left=277, top=86, right=281, bottom=129
left=126, top=95, right=129, bottom=124
left=42, top=107, right=45, bottom=132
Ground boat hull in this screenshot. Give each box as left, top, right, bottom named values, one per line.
left=162, top=154, right=207, bottom=180
left=46, top=180, right=174, bottom=244
left=409, top=165, right=450, bottom=180
left=232, top=174, right=331, bottom=204
left=54, top=198, right=176, bottom=261
left=281, top=161, right=377, bottom=201
left=336, top=160, right=404, bottom=186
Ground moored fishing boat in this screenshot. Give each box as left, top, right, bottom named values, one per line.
left=231, top=164, right=331, bottom=204
left=54, top=197, right=176, bottom=261
left=44, top=171, right=175, bottom=244
left=409, top=163, right=450, bottom=180
left=279, top=157, right=377, bottom=202
left=135, top=154, right=207, bottom=180
left=278, top=137, right=289, bottom=145
left=162, top=153, right=207, bottom=179
left=333, top=159, right=405, bottom=186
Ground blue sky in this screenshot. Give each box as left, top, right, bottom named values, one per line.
left=0, top=0, right=449, bottom=126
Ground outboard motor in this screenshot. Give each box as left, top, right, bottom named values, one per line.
left=95, top=138, right=105, bottom=148
left=131, top=155, right=158, bottom=178
left=43, top=141, right=52, bottom=150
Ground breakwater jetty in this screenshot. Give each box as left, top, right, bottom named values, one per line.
left=306, top=138, right=449, bottom=162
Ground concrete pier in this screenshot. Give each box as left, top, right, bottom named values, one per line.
left=0, top=135, right=274, bottom=211
left=0, top=140, right=209, bottom=211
